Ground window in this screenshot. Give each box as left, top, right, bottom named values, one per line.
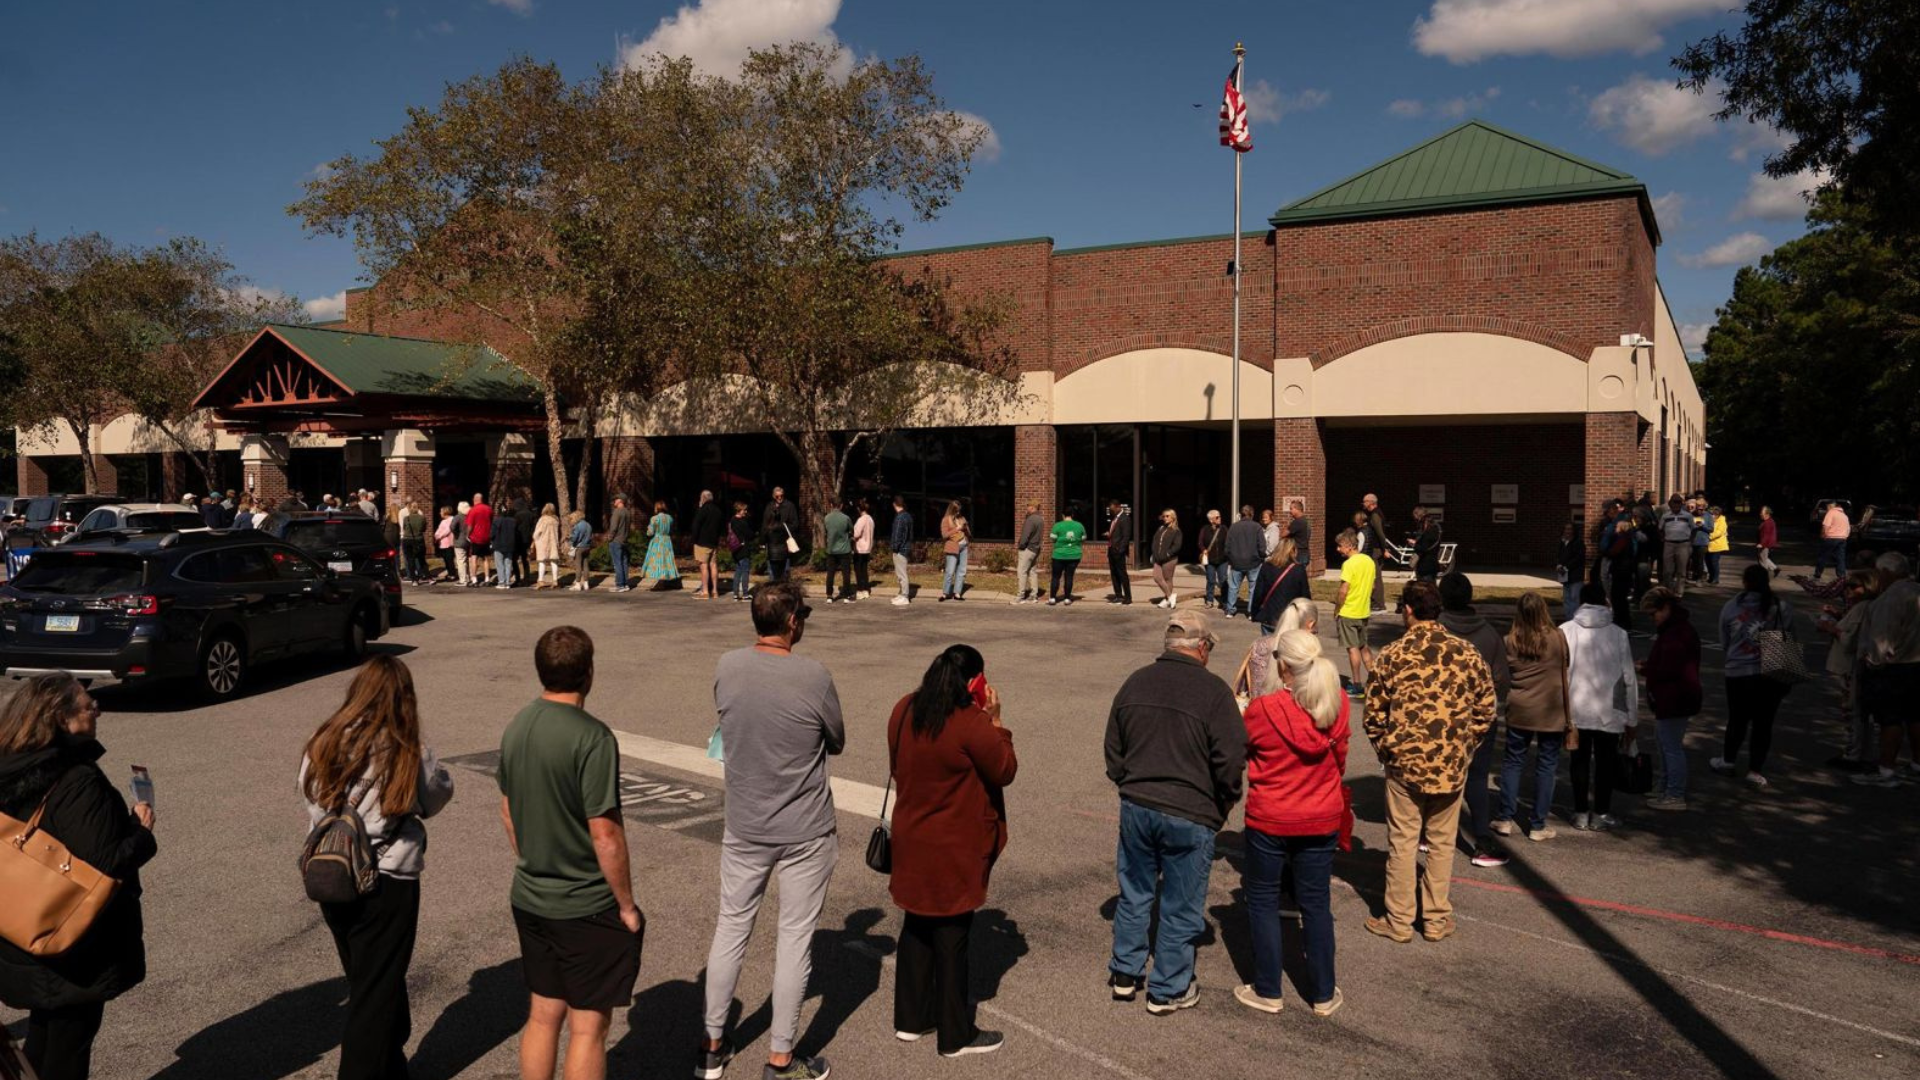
left=125, top=512, right=207, bottom=533
left=10, top=553, right=146, bottom=594
left=77, top=510, right=113, bottom=533
left=177, top=548, right=278, bottom=585
left=281, top=519, right=382, bottom=551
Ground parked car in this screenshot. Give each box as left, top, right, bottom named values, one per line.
left=1852, top=505, right=1920, bottom=559
left=276, top=513, right=403, bottom=620
left=66, top=503, right=208, bottom=543
left=0, top=531, right=389, bottom=699
left=19, top=493, right=126, bottom=544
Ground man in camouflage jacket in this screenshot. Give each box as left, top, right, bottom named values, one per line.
left=1362, top=581, right=1496, bottom=944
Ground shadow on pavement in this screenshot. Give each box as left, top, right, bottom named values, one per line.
left=614, top=975, right=708, bottom=1080
left=970, top=908, right=1029, bottom=1003
left=93, top=642, right=419, bottom=715
left=148, top=976, right=346, bottom=1080
left=409, top=959, right=523, bottom=1080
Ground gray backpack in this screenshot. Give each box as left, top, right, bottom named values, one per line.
left=299, top=802, right=382, bottom=904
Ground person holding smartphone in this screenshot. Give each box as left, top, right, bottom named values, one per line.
left=0, top=673, right=158, bottom=1080
left=886, top=645, right=1018, bottom=1058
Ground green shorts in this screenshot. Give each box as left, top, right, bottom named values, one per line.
left=1337, top=616, right=1370, bottom=649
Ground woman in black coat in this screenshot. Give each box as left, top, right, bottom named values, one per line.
left=0, top=673, right=157, bottom=1080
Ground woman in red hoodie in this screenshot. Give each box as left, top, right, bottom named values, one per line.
left=1639, top=587, right=1703, bottom=810
left=1235, top=629, right=1348, bottom=1018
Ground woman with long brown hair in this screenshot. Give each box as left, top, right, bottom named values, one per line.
left=299, top=656, right=453, bottom=1080
left=0, top=673, right=157, bottom=1080
left=1494, top=591, right=1573, bottom=841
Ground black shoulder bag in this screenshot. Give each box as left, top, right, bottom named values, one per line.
left=866, top=725, right=897, bottom=874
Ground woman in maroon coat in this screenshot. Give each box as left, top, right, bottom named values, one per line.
left=886, top=644, right=1018, bottom=1058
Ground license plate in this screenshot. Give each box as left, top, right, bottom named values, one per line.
left=44, top=614, right=79, bottom=632
left=329, top=561, right=353, bottom=573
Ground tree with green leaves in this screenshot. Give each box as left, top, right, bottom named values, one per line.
left=659, top=42, right=1021, bottom=543
left=0, top=232, right=298, bottom=494
left=1676, top=0, right=1920, bottom=246
left=1694, top=193, right=1919, bottom=506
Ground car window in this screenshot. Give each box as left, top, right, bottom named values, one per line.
left=58, top=500, right=112, bottom=523
left=25, top=498, right=57, bottom=522
left=8, top=552, right=146, bottom=593
left=282, top=519, right=383, bottom=550
left=266, top=546, right=323, bottom=580
left=176, top=552, right=225, bottom=584
left=77, top=509, right=113, bottom=533
left=125, top=511, right=206, bottom=533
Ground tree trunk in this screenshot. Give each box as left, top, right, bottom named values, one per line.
left=541, top=383, right=573, bottom=517
left=69, top=419, right=98, bottom=494
left=573, top=398, right=596, bottom=520
left=794, top=428, right=838, bottom=550
left=153, top=418, right=220, bottom=494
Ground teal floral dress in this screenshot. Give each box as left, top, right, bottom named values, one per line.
left=643, top=512, right=679, bottom=580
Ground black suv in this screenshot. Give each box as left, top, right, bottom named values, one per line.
left=276, top=514, right=403, bottom=620
left=0, top=531, right=389, bottom=699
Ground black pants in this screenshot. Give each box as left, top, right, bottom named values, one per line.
left=1460, top=722, right=1499, bottom=845
left=768, top=555, right=790, bottom=582
left=1609, top=570, right=1634, bottom=632
left=1725, top=674, right=1788, bottom=774
left=401, top=538, right=427, bottom=581
left=439, top=547, right=456, bottom=579
left=1108, top=547, right=1131, bottom=601
left=854, top=553, right=871, bottom=592
left=824, top=554, right=849, bottom=597
left=1569, top=729, right=1621, bottom=815
left=1050, top=557, right=1080, bottom=599
left=895, top=911, right=976, bottom=1054
left=25, top=1000, right=105, bottom=1080
left=322, top=874, right=421, bottom=1080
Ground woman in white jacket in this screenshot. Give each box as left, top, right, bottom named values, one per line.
left=1561, top=583, right=1638, bottom=830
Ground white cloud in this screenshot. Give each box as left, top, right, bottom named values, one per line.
left=429, top=20, right=455, bottom=35
left=1650, top=191, right=1685, bottom=231
left=1728, top=122, right=1791, bottom=162
left=1588, top=74, right=1718, bottom=155
left=1733, top=167, right=1827, bottom=220
left=488, top=0, right=534, bottom=15
left=1385, top=86, right=1500, bottom=120
left=1243, top=82, right=1330, bottom=125
left=946, top=110, right=1001, bottom=163
left=1413, top=0, right=1727, bottom=63
left=1680, top=232, right=1772, bottom=269
left=621, top=0, right=843, bottom=77
left=303, top=291, right=348, bottom=322
left=1678, top=321, right=1712, bottom=358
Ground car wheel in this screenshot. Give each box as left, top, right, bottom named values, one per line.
left=342, top=606, right=371, bottom=660
left=200, top=634, right=246, bottom=699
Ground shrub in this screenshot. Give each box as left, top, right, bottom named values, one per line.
left=981, top=548, right=1015, bottom=574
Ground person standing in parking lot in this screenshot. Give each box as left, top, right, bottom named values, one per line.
left=1813, top=501, right=1851, bottom=582
left=691, top=490, right=725, bottom=601
left=567, top=511, right=593, bottom=591
left=532, top=504, right=562, bottom=589
left=399, top=500, right=429, bottom=585
left=890, top=496, right=915, bottom=606
left=762, top=487, right=801, bottom=584
left=1224, top=506, right=1265, bottom=618
left=466, top=494, right=495, bottom=588
left=512, top=499, right=537, bottom=586
left=490, top=507, right=519, bottom=590
left=606, top=495, right=633, bottom=593
left=1106, top=501, right=1135, bottom=605
left=1014, top=502, right=1045, bottom=604
left=451, top=502, right=473, bottom=587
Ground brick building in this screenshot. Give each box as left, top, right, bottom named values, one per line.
left=17, top=121, right=1704, bottom=570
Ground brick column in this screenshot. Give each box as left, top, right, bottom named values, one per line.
left=382, top=428, right=437, bottom=516
left=1583, top=412, right=1640, bottom=530
left=17, top=456, right=50, bottom=497
left=241, top=434, right=291, bottom=509
left=603, top=435, right=654, bottom=513
left=1274, top=418, right=1327, bottom=575
left=486, top=434, right=536, bottom=507
left=1014, top=424, right=1057, bottom=559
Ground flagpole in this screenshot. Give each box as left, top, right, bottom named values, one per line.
left=1230, top=42, right=1244, bottom=517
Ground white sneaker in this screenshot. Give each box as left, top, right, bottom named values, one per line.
left=1745, top=772, right=1769, bottom=789
left=1708, top=756, right=1736, bottom=777
left=891, top=595, right=910, bottom=606
left=1169, top=591, right=1178, bottom=607
left=1851, top=768, right=1899, bottom=787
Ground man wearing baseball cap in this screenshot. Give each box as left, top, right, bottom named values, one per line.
left=1103, top=608, right=1247, bottom=1015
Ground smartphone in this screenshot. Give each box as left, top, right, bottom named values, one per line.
left=130, top=765, right=154, bottom=807
left=967, top=673, right=990, bottom=710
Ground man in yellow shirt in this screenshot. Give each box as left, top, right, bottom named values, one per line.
left=1335, top=529, right=1377, bottom=694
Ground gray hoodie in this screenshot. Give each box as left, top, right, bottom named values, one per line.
left=1560, top=605, right=1638, bottom=733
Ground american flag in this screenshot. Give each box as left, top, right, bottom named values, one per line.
left=1219, top=66, right=1251, bottom=152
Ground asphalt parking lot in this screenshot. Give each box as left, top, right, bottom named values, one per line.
left=6, top=558, right=1916, bottom=1080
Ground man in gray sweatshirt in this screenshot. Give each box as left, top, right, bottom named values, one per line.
left=1223, top=505, right=1266, bottom=618
left=1015, top=502, right=1045, bottom=604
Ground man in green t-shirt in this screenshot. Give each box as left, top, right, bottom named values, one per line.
left=498, top=626, right=641, bottom=1079
left=1049, top=508, right=1087, bottom=605
left=1335, top=529, right=1377, bottom=694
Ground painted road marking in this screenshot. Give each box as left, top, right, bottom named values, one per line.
left=609, top=729, right=891, bottom=819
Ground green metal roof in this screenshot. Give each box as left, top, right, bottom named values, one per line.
left=1269, top=120, right=1656, bottom=241
left=266, top=324, right=538, bottom=403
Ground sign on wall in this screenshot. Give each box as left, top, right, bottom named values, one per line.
left=1568, top=483, right=1585, bottom=505
left=1418, top=484, right=1446, bottom=504
left=1492, top=507, right=1517, bottom=524
left=1491, top=484, right=1519, bottom=504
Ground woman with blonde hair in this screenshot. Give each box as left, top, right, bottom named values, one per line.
left=1244, top=597, right=1321, bottom=699
left=566, top=509, right=593, bottom=591
left=1251, top=538, right=1310, bottom=633
left=1150, top=508, right=1183, bottom=608
left=1236, top=630, right=1348, bottom=1018
left=532, top=502, right=562, bottom=588
left=1496, top=591, right=1573, bottom=841
left=300, top=656, right=454, bottom=1080
left=0, top=673, right=157, bottom=1080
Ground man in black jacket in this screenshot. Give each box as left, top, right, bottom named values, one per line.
left=690, top=490, right=725, bottom=599
left=761, top=487, right=801, bottom=583
left=512, top=498, right=537, bottom=585
left=1362, top=494, right=1389, bottom=610
left=1103, top=609, right=1246, bottom=1015
left=1106, top=500, right=1133, bottom=605
left=1223, top=505, right=1265, bottom=618
left=1411, top=506, right=1443, bottom=582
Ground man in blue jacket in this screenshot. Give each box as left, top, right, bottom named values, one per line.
left=889, top=496, right=914, bottom=606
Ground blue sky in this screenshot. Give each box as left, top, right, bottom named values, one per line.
left=0, top=0, right=1808, bottom=355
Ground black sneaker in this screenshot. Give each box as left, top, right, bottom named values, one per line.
left=940, top=1030, right=1005, bottom=1058
left=1109, top=971, right=1145, bottom=1001
left=696, top=1041, right=734, bottom=1080
left=764, top=1056, right=830, bottom=1080
left=1146, top=980, right=1200, bottom=1015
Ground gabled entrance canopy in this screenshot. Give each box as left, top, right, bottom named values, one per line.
left=194, top=324, right=543, bottom=435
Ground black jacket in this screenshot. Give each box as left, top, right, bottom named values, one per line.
left=1252, top=561, right=1312, bottom=626
left=1104, top=652, right=1247, bottom=830
left=0, top=735, right=156, bottom=1010
left=1107, top=511, right=1132, bottom=552
left=1199, top=523, right=1227, bottom=562
left=1151, top=524, right=1183, bottom=565
left=762, top=499, right=801, bottom=547
left=513, top=506, right=537, bottom=553
left=691, top=501, right=725, bottom=548
left=1413, top=519, right=1442, bottom=577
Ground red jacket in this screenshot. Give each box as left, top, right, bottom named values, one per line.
left=466, top=501, right=494, bottom=545
left=1242, top=689, right=1350, bottom=837
left=1643, top=605, right=1703, bottom=718
left=1758, top=518, right=1778, bottom=549
left=886, top=694, right=1018, bottom=917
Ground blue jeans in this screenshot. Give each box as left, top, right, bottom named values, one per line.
left=1204, top=563, right=1228, bottom=607
left=733, top=557, right=752, bottom=598
left=1499, top=728, right=1564, bottom=831
left=1562, top=580, right=1582, bottom=623
left=1814, top=538, right=1847, bottom=580
left=1111, top=800, right=1215, bottom=999
left=1704, top=552, right=1722, bottom=585
left=1655, top=716, right=1690, bottom=798
left=1226, top=566, right=1255, bottom=615
left=610, top=541, right=630, bottom=588
left=942, top=547, right=969, bottom=596
left=494, top=549, right=513, bottom=584
left=1242, top=830, right=1336, bottom=1004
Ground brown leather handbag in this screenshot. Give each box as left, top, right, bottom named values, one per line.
left=0, top=780, right=120, bottom=956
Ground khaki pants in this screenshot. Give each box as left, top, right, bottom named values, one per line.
left=1382, top=775, right=1463, bottom=934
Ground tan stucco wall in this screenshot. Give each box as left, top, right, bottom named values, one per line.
left=1052, top=348, right=1271, bottom=426
left=15, top=417, right=339, bottom=457
left=1653, top=282, right=1707, bottom=480
left=1309, top=333, right=1590, bottom=418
